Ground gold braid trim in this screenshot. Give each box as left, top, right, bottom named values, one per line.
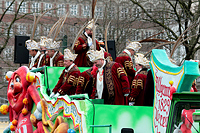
left=117, top=67, right=127, bottom=78
left=67, top=75, right=77, bottom=87
left=132, top=79, right=143, bottom=89
left=124, top=61, right=133, bottom=69
left=129, top=61, right=133, bottom=69
left=75, top=77, right=79, bottom=87
left=132, top=79, right=136, bottom=88
left=78, top=76, right=85, bottom=87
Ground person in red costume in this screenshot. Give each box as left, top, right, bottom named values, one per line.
left=6, top=66, right=44, bottom=133
left=115, top=41, right=142, bottom=87
left=38, top=36, right=50, bottom=67
left=46, top=38, right=64, bottom=67
left=87, top=49, right=130, bottom=105
left=73, top=19, right=101, bottom=67
left=129, top=53, right=149, bottom=106
left=50, top=49, right=81, bottom=98
left=75, top=48, right=112, bottom=98
left=76, top=65, right=98, bottom=98
left=26, top=40, right=43, bottom=70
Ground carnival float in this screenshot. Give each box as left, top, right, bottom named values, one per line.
left=1, top=49, right=200, bottom=133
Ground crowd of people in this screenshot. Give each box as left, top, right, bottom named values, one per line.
left=25, top=18, right=157, bottom=106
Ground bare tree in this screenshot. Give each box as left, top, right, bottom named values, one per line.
left=129, top=0, right=200, bottom=61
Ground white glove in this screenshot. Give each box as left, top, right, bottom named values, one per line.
left=124, top=94, right=129, bottom=97
left=34, top=101, right=42, bottom=120
left=50, top=92, right=55, bottom=98
left=88, top=41, right=92, bottom=47
left=54, top=92, right=60, bottom=98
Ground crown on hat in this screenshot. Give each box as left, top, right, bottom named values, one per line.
left=39, top=36, right=48, bottom=47
left=134, top=53, right=149, bottom=67
left=25, top=40, right=40, bottom=50
left=126, top=41, right=142, bottom=52
left=86, top=19, right=95, bottom=30
left=87, top=49, right=105, bottom=62
left=45, top=38, right=60, bottom=50
left=64, top=49, right=77, bottom=61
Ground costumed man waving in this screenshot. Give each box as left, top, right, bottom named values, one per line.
left=87, top=49, right=130, bottom=105
left=73, top=19, right=101, bottom=67
left=115, top=41, right=142, bottom=87
left=129, top=53, right=149, bottom=106
left=46, top=38, right=64, bottom=67
left=26, top=40, right=42, bottom=70
left=50, top=49, right=81, bottom=98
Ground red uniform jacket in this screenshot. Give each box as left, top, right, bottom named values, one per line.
left=52, top=65, right=80, bottom=95
left=129, top=68, right=148, bottom=106
left=73, top=33, right=100, bottom=67
left=52, top=51, right=64, bottom=67
left=76, top=68, right=95, bottom=98
left=40, top=53, right=50, bottom=67
left=91, top=61, right=130, bottom=105
left=115, top=52, right=135, bottom=87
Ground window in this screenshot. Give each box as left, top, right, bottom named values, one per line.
left=45, top=3, right=53, bottom=14
left=19, top=2, right=26, bottom=13
left=44, top=26, right=51, bottom=36
left=18, top=25, right=26, bottom=35
left=69, top=27, right=77, bottom=39
left=96, top=6, right=103, bottom=18
left=145, top=31, right=152, bottom=38
left=109, top=6, right=115, bottom=18
left=34, top=26, right=40, bottom=37
left=133, top=30, right=140, bottom=41
left=121, top=7, right=128, bottom=19
left=70, top=5, right=77, bottom=16
left=3, top=46, right=13, bottom=60
left=83, top=5, right=90, bottom=17
left=133, top=8, right=140, bottom=17
left=96, top=28, right=102, bottom=40
left=32, top=3, right=40, bottom=13
left=6, top=1, right=13, bottom=12
left=57, top=4, right=65, bottom=16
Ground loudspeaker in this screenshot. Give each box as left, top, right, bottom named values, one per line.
left=121, top=128, right=134, bottom=133
left=14, top=35, right=30, bottom=64
left=107, top=40, right=116, bottom=61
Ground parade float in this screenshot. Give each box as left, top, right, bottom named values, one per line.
left=1, top=49, right=200, bottom=133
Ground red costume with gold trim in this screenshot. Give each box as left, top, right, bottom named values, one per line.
left=41, top=54, right=50, bottom=66
left=52, top=65, right=80, bottom=95
left=115, top=52, right=135, bottom=86
left=91, top=61, right=130, bottom=105
left=129, top=68, right=148, bottom=106
left=73, top=33, right=100, bottom=67
left=76, top=68, right=95, bottom=98
left=52, top=51, right=64, bottom=67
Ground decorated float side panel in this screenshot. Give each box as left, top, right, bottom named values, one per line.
left=93, top=104, right=153, bottom=133
left=150, top=49, right=200, bottom=133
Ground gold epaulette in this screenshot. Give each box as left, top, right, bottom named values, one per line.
left=124, top=60, right=133, bottom=69
left=117, top=67, right=127, bottom=78
left=68, top=75, right=78, bottom=87
left=78, top=76, right=85, bottom=87
left=132, top=79, right=143, bottom=89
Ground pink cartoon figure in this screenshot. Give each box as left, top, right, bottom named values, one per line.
left=180, top=109, right=195, bottom=133
left=1, top=66, right=43, bottom=133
